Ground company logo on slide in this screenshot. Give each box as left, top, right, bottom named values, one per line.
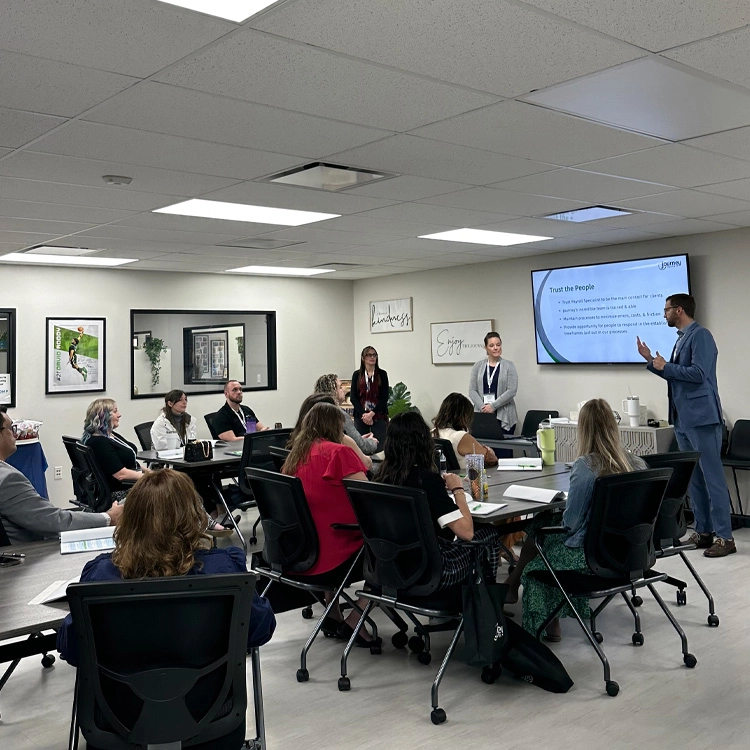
left=659, top=260, right=681, bottom=270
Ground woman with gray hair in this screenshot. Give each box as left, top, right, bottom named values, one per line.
left=314, top=373, right=379, bottom=456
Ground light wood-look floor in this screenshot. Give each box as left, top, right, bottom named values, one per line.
left=2, top=517, right=748, bottom=749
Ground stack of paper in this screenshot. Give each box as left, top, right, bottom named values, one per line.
left=467, top=501, right=508, bottom=516
left=60, top=526, right=115, bottom=554
left=502, top=485, right=566, bottom=504
left=156, top=448, right=184, bottom=459
left=495, top=457, right=542, bottom=471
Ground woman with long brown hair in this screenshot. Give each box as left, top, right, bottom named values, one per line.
left=283, top=402, right=376, bottom=645
left=150, top=389, right=196, bottom=450
left=350, top=345, right=389, bottom=447
left=507, top=398, right=646, bottom=641
left=57, top=469, right=276, bottom=748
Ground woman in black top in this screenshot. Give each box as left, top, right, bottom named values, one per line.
left=350, top=345, right=389, bottom=447
left=374, top=412, right=500, bottom=589
left=82, top=398, right=145, bottom=501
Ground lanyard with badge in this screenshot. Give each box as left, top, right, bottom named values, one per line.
left=484, top=360, right=499, bottom=404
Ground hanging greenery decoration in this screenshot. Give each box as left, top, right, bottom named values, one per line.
left=143, top=337, right=167, bottom=389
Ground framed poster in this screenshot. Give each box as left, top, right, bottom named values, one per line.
left=369, top=297, right=413, bottom=333
left=210, top=332, right=228, bottom=379
left=430, top=319, right=493, bottom=365
left=46, top=318, right=106, bottom=394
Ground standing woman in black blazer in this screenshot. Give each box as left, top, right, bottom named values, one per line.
left=350, top=345, right=389, bottom=448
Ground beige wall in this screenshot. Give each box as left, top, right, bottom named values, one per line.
left=3, top=265, right=355, bottom=504
left=352, top=227, right=748, bottom=431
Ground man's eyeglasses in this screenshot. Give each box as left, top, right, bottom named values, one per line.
left=663, top=306, right=679, bottom=313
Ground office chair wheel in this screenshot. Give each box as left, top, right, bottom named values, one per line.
left=408, top=635, right=425, bottom=653
left=605, top=681, right=619, bottom=697
left=370, top=642, right=382, bottom=655
left=632, top=633, right=644, bottom=647
left=684, top=653, right=697, bottom=668
left=301, top=606, right=314, bottom=619
left=481, top=663, right=502, bottom=684
left=296, top=668, right=309, bottom=682
left=593, top=631, right=604, bottom=644
left=631, top=595, right=643, bottom=607
left=430, top=708, right=447, bottom=725
left=41, top=654, right=56, bottom=668
left=249, top=536, right=257, bottom=545
left=417, top=651, right=432, bottom=665
left=676, top=590, right=687, bottom=606
left=338, top=676, right=351, bottom=691
left=391, top=631, right=408, bottom=649
left=708, top=614, right=720, bottom=627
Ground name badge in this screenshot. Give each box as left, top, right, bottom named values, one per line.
left=483, top=394, right=494, bottom=405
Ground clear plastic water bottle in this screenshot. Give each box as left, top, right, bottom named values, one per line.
left=437, top=447, right=447, bottom=476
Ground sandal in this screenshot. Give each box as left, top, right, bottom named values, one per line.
left=337, top=621, right=383, bottom=648
left=206, top=519, right=233, bottom=537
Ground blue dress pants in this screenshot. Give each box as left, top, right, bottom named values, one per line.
left=673, top=420, right=733, bottom=540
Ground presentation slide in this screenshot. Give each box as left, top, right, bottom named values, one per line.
left=531, top=254, right=690, bottom=364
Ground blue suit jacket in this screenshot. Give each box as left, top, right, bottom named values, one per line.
left=647, top=322, right=722, bottom=428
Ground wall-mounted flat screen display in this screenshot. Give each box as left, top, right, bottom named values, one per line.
left=531, top=254, right=691, bottom=364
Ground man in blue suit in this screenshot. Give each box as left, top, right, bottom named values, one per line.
left=637, top=294, right=735, bottom=557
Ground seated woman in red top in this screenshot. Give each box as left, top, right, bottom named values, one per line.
left=282, top=402, right=377, bottom=645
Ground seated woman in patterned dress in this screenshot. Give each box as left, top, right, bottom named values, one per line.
left=504, top=398, right=646, bottom=641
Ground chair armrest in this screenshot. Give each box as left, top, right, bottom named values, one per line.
left=534, top=525, right=569, bottom=537
left=331, top=523, right=360, bottom=530
left=453, top=538, right=496, bottom=549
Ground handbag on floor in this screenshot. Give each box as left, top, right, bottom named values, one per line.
left=462, top=581, right=509, bottom=667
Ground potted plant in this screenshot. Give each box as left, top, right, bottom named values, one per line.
left=387, top=382, right=420, bottom=418
left=143, top=337, right=167, bottom=389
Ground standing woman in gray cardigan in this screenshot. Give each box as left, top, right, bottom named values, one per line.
left=468, top=331, right=518, bottom=437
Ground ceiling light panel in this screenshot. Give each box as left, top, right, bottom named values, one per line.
left=153, top=199, right=339, bottom=226
left=419, top=228, right=552, bottom=246
left=158, top=1, right=277, bottom=23
left=0, top=253, right=137, bottom=267
left=543, top=206, right=633, bottom=222
left=225, top=265, right=334, bottom=276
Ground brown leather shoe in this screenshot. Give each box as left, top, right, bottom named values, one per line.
left=704, top=538, right=736, bottom=557
left=685, top=531, right=714, bottom=548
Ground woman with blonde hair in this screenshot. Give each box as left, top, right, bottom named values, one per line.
left=57, top=469, right=276, bottom=748
left=506, top=398, right=646, bottom=641
left=82, top=398, right=145, bottom=501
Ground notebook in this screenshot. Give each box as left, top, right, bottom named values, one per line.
left=495, top=457, right=542, bottom=471
left=466, top=501, right=508, bottom=516
left=502, top=485, right=566, bottom=504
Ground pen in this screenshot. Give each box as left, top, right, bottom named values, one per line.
left=471, top=504, right=481, bottom=511
left=2, top=552, right=25, bottom=558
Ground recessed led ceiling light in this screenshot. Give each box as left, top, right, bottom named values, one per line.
left=225, top=265, right=335, bottom=276
left=157, top=1, right=276, bottom=23
left=153, top=199, right=339, bottom=226
left=0, top=253, right=136, bottom=267
left=419, top=228, right=552, bottom=246
left=266, top=162, right=395, bottom=192
left=26, top=246, right=101, bottom=256
left=542, top=206, right=633, bottom=222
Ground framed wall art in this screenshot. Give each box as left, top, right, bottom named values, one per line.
left=46, top=317, right=106, bottom=394
left=369, top=297, right=413, bottom=333
left=430, top=319, right=493, bottom=365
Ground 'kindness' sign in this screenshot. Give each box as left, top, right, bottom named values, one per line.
left=370, top=298, right=413, bottom=333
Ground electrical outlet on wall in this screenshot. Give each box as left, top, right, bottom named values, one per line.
left=54, top=466, right=63, bottom=480
left=257, top=373, right=261, bottom=383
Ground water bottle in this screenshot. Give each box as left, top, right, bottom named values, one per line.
left=437, top=447, right=447, bottom=476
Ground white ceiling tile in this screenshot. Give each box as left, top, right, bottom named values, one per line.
left=355, top=202, right=517, bottom=228
left=352, top=237, right=505, bottom=257
left=0, top=149, right=11, bottom=158
left=410, top=101, right=662, bottom=165
left=0, top=107, right=66, bottom=149
left=0, top=0, right=235, bottom=77
left=252, top=227, right=397, bottom=246
left=418, top=187, right=588, bottom=217
left=0, top=177, right=183, bottom=212
left=32, top=121, right=302, bottom=180
left=51, top=236, right=208, bottom=255
left=84, top=82, right=392, bottom=157
left=578, top=144, right=750, bottom=188
left=0, top=242, right=27, bottom=253
left=570, top=228, right=664, bottom=244
left=203, top=181, right=397, bottom=215
left=617, top=189, right=750, bottom=217
left=491, top=169, right=675, bottom=202
left=698, top=178, right=750, bottom=202
left=701, top=209, right=750, bottom=226
left=330, top=135, right=553, bottom=185
left=154, top=30, right=498, bottom=131
left=346, top=176, right=472, bottom=201
left=383, top=258, right=465, bottom=269
left=665, top=26, right=750, bottom=90
left=312, top=216, right=454, bottom=238
left=0, top=151, right=239, bottom=196
left=523, top=58, right=750, bottom=141
left=0, top=50, right=137, bottom=118
left=69, top=225, right=244, bottom=246
left=478, top=216, right=603, bottom=238
left=684, top=127, right=750, bottom=160
left=251, top=0, right=644, bottom=97
left=636, top=218, right=739, bottom=236
left=0, top=198, right=133, bottom=224
left=520, top=0, right=750, bottom=52
left=0, top=230, right=60, bottom=245
left=0, top=217, right=93, bottom=234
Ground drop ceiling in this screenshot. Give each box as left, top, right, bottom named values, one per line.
left=4, top=0, right=750, bottom=279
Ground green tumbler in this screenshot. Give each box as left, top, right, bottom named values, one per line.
left=537, top=427, right=556, bottom=466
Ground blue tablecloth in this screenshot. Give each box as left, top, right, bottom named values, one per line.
left=6, top=441, right=49, bottom=498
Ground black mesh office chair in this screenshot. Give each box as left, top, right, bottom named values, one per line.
left=643, top=451, right=719, bottom=626
left=268, top=445, right=290, bottom=472
left=519, top=410, right=559, bottom=438
left=722, top=419, right=750, bottom=516
left=341, top=479, right=484, bottom=724
left=433, top=438, right=460, bottom=472
left=245, top=467, right=375, bottom=683
left=238, top=429, right=292, bottom=545
left=527, top=468, right=696, bottom=697
left=204, top=412, right=221, bottom=440
left=62, top=437, right=130, bottom=513
left=133, top=421, right=154, bottom=451
left=62, top=436, right=94, bottom=511
left=67, top=573, right=264, bottom=750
